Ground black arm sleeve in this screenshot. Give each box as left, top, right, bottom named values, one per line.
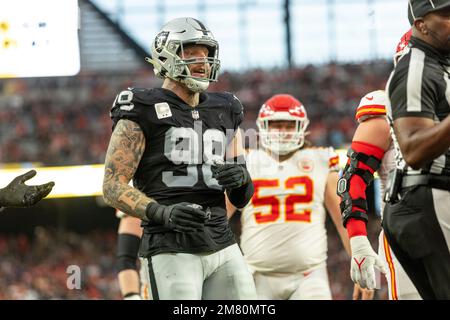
left=117, top=233, right=141, bottom=272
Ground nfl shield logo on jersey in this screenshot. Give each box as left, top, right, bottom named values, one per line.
left=192, top=109, right=200, bottom=120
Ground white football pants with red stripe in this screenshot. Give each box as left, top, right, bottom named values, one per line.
left=378, top=230, right=421, bottom=300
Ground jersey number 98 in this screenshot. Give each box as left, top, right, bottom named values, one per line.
left=162, top=127, right=226, bottom=189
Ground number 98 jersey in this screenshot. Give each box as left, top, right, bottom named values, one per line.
left=110, top=87, right=243, bottom=255
left=240, top=147, right=340, bottom=274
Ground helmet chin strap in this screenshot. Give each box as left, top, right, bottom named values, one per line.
left=266, top=144, right=300, bottom=156
left=262, top=132, right=305, bottom=155
left=181, top=77, right=210, bottom=92
left=273, top=148, right=295, bottom=156
left=144, top=56, right=212, bottom=92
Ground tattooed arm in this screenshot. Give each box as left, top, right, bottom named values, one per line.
left=102, top=119, right=153, bottom=221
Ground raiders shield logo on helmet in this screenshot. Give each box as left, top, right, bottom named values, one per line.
left=154, top=31, right=169, bottom=53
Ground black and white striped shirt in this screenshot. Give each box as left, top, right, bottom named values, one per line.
left=386, top=36, right=450, bottom=176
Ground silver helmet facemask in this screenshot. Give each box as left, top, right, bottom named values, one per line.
left=146, top=17, right=221, bottom=92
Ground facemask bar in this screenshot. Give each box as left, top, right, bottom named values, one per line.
left=174, top=57, right=221, bottom=82
left=174, top=40, right=221, bottom=82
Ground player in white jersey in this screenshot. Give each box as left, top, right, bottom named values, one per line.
left=337, top=30, right=420, bottom=300
left=350, top=90, right=420, bottom=300
left=230, top=94, right=372, bottom=300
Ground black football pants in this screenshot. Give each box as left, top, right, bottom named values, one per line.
left=383, top=186, right=450, bottom=300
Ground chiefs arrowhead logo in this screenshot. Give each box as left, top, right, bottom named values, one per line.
left=298, top=158, right=313, bottom=172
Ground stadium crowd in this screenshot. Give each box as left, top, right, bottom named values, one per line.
left=0, top=61, right=392, bottom=165
left=0, top=227, right=120, bottom=300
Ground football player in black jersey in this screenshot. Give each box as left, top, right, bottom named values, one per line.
left=103, top=17, right=256, bottom=299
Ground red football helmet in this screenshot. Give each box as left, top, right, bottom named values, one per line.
left=257, top=94, right=309, bottom=155
left=394, top=29, right=412, bottom=66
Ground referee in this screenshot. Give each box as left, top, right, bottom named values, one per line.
left=384, top=0, right=450, bottom=299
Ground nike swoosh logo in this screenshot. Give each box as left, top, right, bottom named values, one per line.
left=366, top=96, right=374, bottom=101
left=354, top=257, right=366, bottom=271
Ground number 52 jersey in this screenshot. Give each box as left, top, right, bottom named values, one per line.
left=240, top=147, right=340, bottom=274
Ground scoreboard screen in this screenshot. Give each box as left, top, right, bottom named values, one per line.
left=0, top=0, right=80, bottom=78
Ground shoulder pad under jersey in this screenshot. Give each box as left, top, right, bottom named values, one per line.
left=355, top=90, right=387, bottom=123
left=227, top=92, right=244, bottom=115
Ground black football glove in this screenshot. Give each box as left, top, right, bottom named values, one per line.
left=211, top=163, right=251, bottom=190
left=145, top=202, right=208, bottom=233
left=0, top=170, right=55, bottom=208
